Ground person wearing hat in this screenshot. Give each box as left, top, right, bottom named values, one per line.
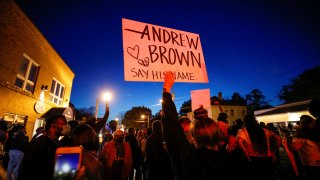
left=193, top=105, right=208, bottom=120
left=17, top=115, right=68, bottom=180
left=99, top=129, right=132, bottom=180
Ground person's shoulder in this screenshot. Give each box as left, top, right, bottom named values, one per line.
left=146, top=134, right=154, bottom=141
left=126, top=134, right=136, bottom=141
left=31, top=135, right=47, bottom=144
left=83, top=150, right=99, bottom=163
left=105, top=141, right=114, bottom=146
left=145, top=135, right=158, bottom=145
left=123, top=141, right=130, bottom=146
left=263, top=128, right=271, bottom=134
left=237, top=128, right=245, bottom=135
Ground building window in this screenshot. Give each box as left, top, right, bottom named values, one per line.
left=4, top=113, right=28, bottom=127
left=242, top=110, right=246, bottom=116
left=32, top=118, right=45, bottom=137
left=231, top=109, right=234, bottom=116
left=15, top=55, right=39, bottom=93
left=50, top=78, right=65, bottom=106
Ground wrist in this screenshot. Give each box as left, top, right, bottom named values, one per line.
left=163, top=88, right=170, bottom=93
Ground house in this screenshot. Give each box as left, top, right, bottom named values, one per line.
left=255, top=100, right=312, bottom=126
left=187, top=104, right=247, bottom=124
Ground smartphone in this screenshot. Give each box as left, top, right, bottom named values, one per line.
left=53, top=146, right=83, bottom=180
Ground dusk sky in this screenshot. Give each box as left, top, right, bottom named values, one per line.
left=15, top=0, right=320, bottom=120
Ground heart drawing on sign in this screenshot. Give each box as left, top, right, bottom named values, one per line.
left=138, top=57, right=150, bottom=67
left=127, top=45, right=139, bottom=59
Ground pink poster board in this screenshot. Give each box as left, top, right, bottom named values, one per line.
left=122, top=18, right=208, bottom=83
left=191, top=89, right=212, bottom=118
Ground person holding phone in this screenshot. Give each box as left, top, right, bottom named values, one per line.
left=53, top=146, right=83, bottom=180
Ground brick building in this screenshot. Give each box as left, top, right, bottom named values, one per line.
left=0, top=0, right=75, bottom=137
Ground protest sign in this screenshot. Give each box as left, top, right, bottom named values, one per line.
left=122, top=18, right=208, bottom=83
left=191, top=89, right=212, bottom=118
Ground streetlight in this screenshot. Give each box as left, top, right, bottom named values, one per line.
left=95, top=91, right=112, bottom=119
left=141, top=114, right=150, bottom=128
left=102, top=92, right=112, bottom=102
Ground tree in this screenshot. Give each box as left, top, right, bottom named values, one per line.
left=245, top=89, right=272, bottom=112
left=122, top=106, right=152, bottom=130
left=108, top=120, right=118, bottom=133
left=231, top=92, right=247, bottom=106
left=278, top=66, right=320, bottom=103
left=179, top=100, right=191, bottom=116
left=152, top=110, right=163, bottom=120
left=74, top=106, right=95, bottom=120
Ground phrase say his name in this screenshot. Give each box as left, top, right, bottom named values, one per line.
left=131, top=68, right=196, bottom=81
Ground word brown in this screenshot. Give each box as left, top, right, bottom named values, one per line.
left=148, top=45, right=201, bottom=68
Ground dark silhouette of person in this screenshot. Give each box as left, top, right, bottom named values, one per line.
left=125, top=127, right=143, bottom=180
left=161, top=72, right=229, bottom=180
left=87, top=101, right=110, bottom=134
left=237, top=114, right=277, bottom=179
left=6, top=126, right=29, bottom=180
left=17, top=115, right=67, bottom=180
left=308, top=98, right=320, bottom=138
left=145, top=120, right=174, bottom=180
left=30, top=127, right=45, bottom=143
left=72, top=124, right=102, bottom=180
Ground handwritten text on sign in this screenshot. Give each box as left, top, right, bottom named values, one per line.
left=122, top=18, right=208, bottom=83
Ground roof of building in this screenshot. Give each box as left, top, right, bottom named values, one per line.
left=255, top=100, right=311, bottom=117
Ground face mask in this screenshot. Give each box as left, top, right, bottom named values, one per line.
left=61, top=124, right=71, bottom=136
left=115, top=137, right=124, bottom=143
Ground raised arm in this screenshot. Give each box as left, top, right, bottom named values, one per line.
left=92, top=101, right=109, bottom=133
left=162, top=71, right=178, bottom=121
left=161, top=72, right=193, bottom=162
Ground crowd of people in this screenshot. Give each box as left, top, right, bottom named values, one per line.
left=0, top=71, right=318, bottom=180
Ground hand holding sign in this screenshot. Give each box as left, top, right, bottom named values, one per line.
left=163, top=71, right=174, bottom=93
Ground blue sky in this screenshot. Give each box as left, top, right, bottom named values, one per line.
left=15, top=0, right=320, bottom=120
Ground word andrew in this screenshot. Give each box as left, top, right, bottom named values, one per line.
left=126, top=25, right=202, bottom=68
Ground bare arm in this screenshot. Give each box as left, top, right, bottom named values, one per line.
left=93, top=101, right=109, bottom=133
